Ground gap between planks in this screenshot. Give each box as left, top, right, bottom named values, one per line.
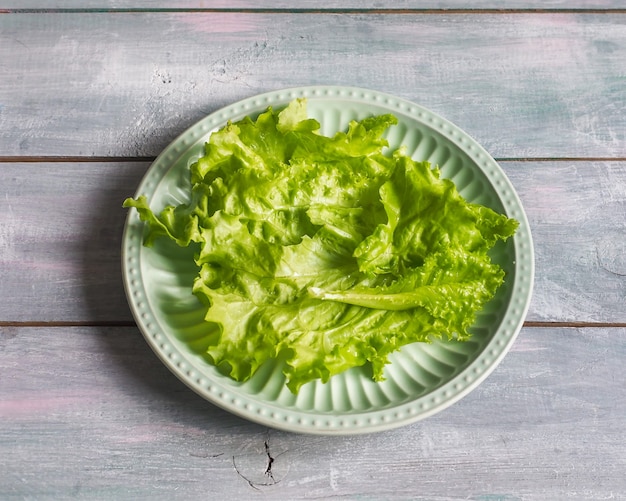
left=0, top=321, right=137, bottom=328
left=1, top=156, right=625, bottom=164
left=0, top=156, right=155, bottom=163
left=1, top=321, right=626, bottom=328
left=1, top=8, right=626, bottom=14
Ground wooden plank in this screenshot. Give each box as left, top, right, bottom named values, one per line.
left=0, top=160, right=625, bottom=324
left=3, top=1, right=624, bottom=10
left=0, top=162, right=146, bottom=323
left=1, top=325, right=624, bottom=499
left=0, top=13, right=624, bottom=158
left=505, top=161, right=626, bottom=324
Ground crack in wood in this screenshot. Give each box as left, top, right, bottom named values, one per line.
left=231, top=431, right=287, bottom=490
left=264, top=440, right=275, bottom=482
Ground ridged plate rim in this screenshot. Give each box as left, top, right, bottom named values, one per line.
left=121, top=85, right=534, bottom=435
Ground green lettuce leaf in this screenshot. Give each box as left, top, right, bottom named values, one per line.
left=123, top=98, right=518, bottom=393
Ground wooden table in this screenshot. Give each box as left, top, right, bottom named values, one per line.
left=1, top=3, right=625, bottom=499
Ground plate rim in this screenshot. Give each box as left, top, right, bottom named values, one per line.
left=121, top=85, right=535, bottom=435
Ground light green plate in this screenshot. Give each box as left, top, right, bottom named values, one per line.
left=122, top=86, right=534, bottom=435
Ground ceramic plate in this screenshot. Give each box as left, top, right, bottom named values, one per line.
left=122, top=86, right=534, bottom=435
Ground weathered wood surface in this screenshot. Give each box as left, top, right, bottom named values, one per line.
left=4, top=1, right=625, bottom=10
left=0, top=325, right=624, bottom=500
left=1, top=6, right=625, bottom=500
left=1, top=160, right=624, bottom=324
left=1, top=13, right=625, bottom=158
